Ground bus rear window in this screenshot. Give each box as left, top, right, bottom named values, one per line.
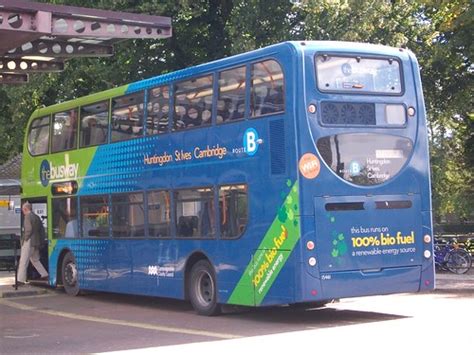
left=317, top=133, right=412, bottom=186
left=316, top=55, right=402, bottom=94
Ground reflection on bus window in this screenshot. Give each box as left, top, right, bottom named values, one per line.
left=28, top=116, right=50, bottom=156
left=52, top=197, right=78, bottom=239
left=147, top=190, right=171, bottom=238
left=217, top=66, right=246, bottom=123
left=111, top=92, right=145, bottom=142
left=147, top=86, right=170, bottom=135
left=251, top=60, right=284, bottom=117
left=52, top=109, right=78, bottom=152
left=315, top=55, right=402, bottom=94
left=80, top=195, right=109, bottom=237
left=175, top=188, right=214, bottom=238
left=316, top=133, right=412, bottom=186
left=174, top=75, right=213, bottom=130
left=111, top=193, right=145, bottom=238
left=80, top=101, right=109, bottom=147
left=219, top=185, right=248, bottom=239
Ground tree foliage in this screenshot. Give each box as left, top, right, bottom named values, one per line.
left=0, top=0, right=471, bottom=220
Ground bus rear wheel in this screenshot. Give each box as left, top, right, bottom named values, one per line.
left=189, top=260, right=221, bottom=316
left=62, top=252, right=80, bottom=296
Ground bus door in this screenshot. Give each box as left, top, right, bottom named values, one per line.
left=313, top=194, right=423, bottom=297
left=21, top=198, right=49, bottom=277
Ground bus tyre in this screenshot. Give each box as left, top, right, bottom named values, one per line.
left=189, top=260, right=221, bottom=316
left=62, top=252, right=80, bottom=296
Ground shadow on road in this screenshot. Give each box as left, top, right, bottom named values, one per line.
left=75, top=291, right=407, bottom=337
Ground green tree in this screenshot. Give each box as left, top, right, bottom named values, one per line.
left=419, top=0, right=473, bottom=221
left=0, top=0, right=471, bottom=221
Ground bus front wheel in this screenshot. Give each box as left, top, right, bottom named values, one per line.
left=189, top=260, right=221, bottom=316
left=62, top=252, right=80, bottom=296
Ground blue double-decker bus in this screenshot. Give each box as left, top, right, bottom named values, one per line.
left=22, top=41, right=435, bottom=315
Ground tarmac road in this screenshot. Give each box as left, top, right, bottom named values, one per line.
left=0, top=269, right=473, bottom=355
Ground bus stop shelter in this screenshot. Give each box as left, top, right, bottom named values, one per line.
left=0, top=0, right=172, bottom=84
left=0, top=154, right=21, bottom=270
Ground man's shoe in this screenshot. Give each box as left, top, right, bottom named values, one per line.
left=12, top=281, right=26, bottom=287
left=39, top=276, right=48, bottom=281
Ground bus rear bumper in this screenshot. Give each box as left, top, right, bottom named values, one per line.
left=318, top=266, right=422, bottom=300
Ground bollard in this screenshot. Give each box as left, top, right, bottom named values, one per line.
left=13, top=234, right=19, bottom=290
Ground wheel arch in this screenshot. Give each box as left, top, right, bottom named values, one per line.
left=56, top=247, right=72, bottom=286
left=183, top=251, right=214, bottom=301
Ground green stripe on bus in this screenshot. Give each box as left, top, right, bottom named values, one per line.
left=228, top=181, right=300, bottom=306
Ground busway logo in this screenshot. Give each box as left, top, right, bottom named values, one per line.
left=40, top=160, right=50, bottom=187
left=243, top=128, right=259, bottom=156
left=40, top=159, right=79, bottom=187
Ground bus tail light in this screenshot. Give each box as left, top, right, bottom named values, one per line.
left=308, top=257, right=317, bottom=266
left=423, top=234, right=431, bottom=243
left=424, top=250, right=431, bottom=259
left=407, top=106, right=416, bottom=116
left=306, top=241, right=315, bottom=250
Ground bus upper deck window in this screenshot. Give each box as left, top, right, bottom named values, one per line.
left=251, top=60, right=285, bottom=117
left=316, top=55, right=402, bottom=95
left=111, top=92, right=145, bottom=142
left=28, top=116, right=50, bottom=156
left=218, top=66, right=246, bottom=123
left=80, top=101, right=109, bottom=147
left=174, top=75, right=213, bottom=131
left=147, top=86, right=170, bottom=135
left=52, top=109, right=79, bottom=153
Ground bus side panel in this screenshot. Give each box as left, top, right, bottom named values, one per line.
left=226, top=180, right=301, bottom=306
left=51, top=239, right=111, bottom=292
left=130, top=239, right=181, bottom=298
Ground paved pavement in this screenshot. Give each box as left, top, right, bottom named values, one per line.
left=1, top=267, right=472, bottom=299
left=435, top=268, right=474, bottom=292
left=0, top=272, right=52, bottom=298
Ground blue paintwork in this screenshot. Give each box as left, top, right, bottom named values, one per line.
left=49, top=41, right=434, bottom=306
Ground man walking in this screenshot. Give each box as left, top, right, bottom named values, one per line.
left=16, top=202, right=48, bottom=286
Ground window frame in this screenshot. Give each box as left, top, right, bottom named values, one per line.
left=314, top=52, right=405, bottom=96
left=216, top=65, right=247, bottom=125
left=250, top=58, right=286, bottom=119
left=174, top=186, right=216, bottom=239
left=111, top=91, right=146, bottom=143
left=52, top=196, right=79, bottom=239
left=218, top=184, right=248, bottom=240
left=146, top=85, right=171, bottom=136
left=173, top=74, right=214, bottom=132
left=79, top=100, right=110, bottom=148
left=79, top=194, right=110, bottom=238
left=146, top=189, right=172, bottom=239
left=110, top=191, right=146, bottom=238
left=27, top=115, right=51, bottom=156
left=51, top=108, right=79, bottom=153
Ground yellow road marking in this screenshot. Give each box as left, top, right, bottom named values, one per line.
left=0, top=298, right=240, bottom=340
